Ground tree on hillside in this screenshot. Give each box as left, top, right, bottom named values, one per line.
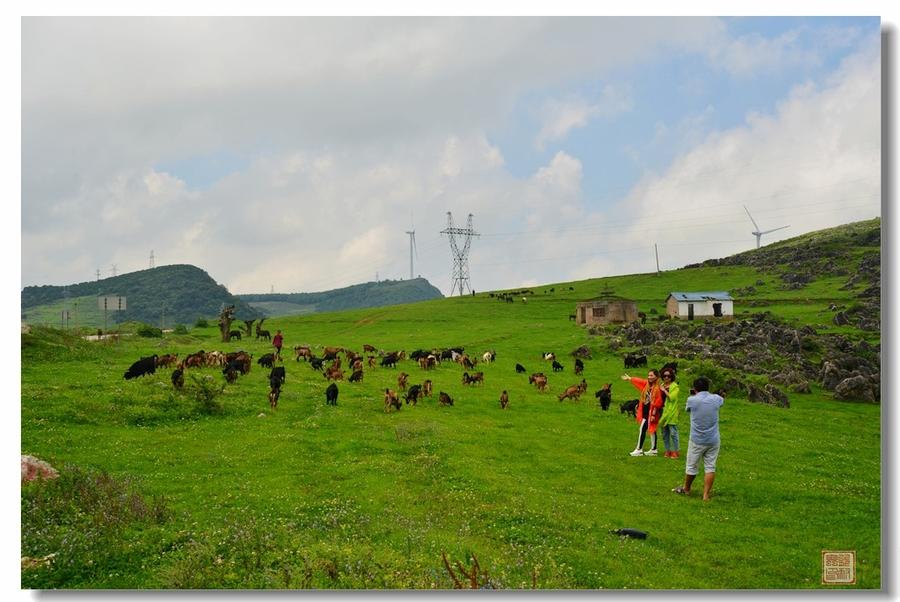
left=218, top=305, right=236, bottom=343
left=242, top=319, right=256, bottom=339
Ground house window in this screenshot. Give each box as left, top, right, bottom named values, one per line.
left=593, top=306, right=606, bottom=318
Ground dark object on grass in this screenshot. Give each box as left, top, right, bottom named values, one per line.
left=595, top=383, right=612, bottom=410
left=611, top=528, right=647, bottom=539
left=325, top=382, right=338, bottom=405
left=124, top=355, right=157, bottom=380
left=620, top=398, right=638, bottom=417
left=269, top=366, right=286, bottom=385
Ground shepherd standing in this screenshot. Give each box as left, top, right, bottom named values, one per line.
left=272, top=330, right=284, bottom=361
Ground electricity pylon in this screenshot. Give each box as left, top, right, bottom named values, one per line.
left=440, top=212, right=479, bottom=296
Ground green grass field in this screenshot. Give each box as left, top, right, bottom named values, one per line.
left=20, top=265, right=881, bottom=589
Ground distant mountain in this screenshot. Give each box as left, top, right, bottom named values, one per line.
left=21, top=265, right=260, bottom=326
left=238, top=278, right=444, bottom=317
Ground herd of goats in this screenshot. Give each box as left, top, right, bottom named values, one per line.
left=122, top=342, right=652, bottom=416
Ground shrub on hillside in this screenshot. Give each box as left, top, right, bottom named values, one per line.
left=194, top=318, right=209, bottom=328
left=137, top=324, right=163, bottom=338
left=173, top=324, right=189, bottom=334
left=189, top=374, right=225, bottom=415
left=676, top=358, right=735, bottom=392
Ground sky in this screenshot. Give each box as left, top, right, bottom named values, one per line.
left=20, top=16, right=883, bottom=297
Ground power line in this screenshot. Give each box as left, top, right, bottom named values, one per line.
left=579, top=150, right=880, bottom=205
left=273, top=198, right=878, bottom=295
left=481, top=194, right=879, bottom=239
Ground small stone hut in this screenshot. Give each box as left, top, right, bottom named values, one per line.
left=575, top=294, right=638, bottom=326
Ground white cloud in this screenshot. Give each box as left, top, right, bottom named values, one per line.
left=532, top=151, right=583, bottom=204
left=534, top=84, right=633, bottom=150
left=643, top=104, right=717, bottom=166
left=705, top=23, right=864, bottom=79
left=612, top=43, right=880, bottom=268
left=19, top=18, right=881, bottom=297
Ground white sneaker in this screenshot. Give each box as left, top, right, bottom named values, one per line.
left=629, top=449, right=644, bottom=456
left=645, top=449, right=658, bottom=456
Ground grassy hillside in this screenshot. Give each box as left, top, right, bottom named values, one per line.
left=20, top=220, right=881, bottom=590
left=21, top=265, right=260, bottom=328
left=239, top=277, right=444, bottom=317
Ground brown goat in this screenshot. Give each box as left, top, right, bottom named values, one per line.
left=529, top=373, right=548, bottom=391
left=384, top=388, right=401, bottom=412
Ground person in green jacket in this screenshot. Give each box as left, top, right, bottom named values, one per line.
left=658, top=367, right=682, bottom=458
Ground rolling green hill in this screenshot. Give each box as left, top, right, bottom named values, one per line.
left=22, top=269, right=443, bottom=329
left=238, top=277, right=444, bottom=316
left=20, top=219, right=881, bottom=590
left=21, top=264, right=261, bottom=328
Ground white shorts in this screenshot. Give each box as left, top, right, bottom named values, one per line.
left=685, top=439, right=720, bottom=475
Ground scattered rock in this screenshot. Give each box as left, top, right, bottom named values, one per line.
left=721, top=377, right=746, bottom=394
left=834, top=376, right=876, bottom=403
left=820, top=361, right=844, bottom=391
left=21, top=553, right=56, bottom=571
left=571, top=345, right=592, bottom=359
left=781, top=273, right=812, bottom=284
left=790, top=381, right=812, bottom=394
left=746, top=383, right=790, bottom=408
left=21, top=455, right=59, bottom=482
left=765, top=384, right=790, bottom=408
left=623, top=322, right=656, bottom=346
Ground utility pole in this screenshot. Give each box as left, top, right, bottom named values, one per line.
left=441, top=212, right=480, bottom=296
left=655, top=243, right=660, bottom=275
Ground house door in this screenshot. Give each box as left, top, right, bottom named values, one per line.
left=688, top=304, right=694, bottom=320
left=713, top=303, right=722, bottom=317
left=580, top=307, right=586, bottom=323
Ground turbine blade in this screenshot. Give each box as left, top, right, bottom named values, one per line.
left=743, top=205, right=760, bottom=231
left=760, top=225, right=790, bottom=235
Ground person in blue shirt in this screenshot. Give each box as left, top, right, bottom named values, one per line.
left=672, top=377, right=724, bottom=501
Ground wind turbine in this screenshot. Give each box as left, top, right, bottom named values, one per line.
left=744, top=205, right=789, bottom=249
left=406, top=228, right=418, bottom=280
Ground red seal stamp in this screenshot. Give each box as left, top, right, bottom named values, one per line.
left=822, top=550, right=856, bottom=585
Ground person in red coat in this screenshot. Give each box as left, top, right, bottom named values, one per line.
left=272, top=330, right=284, bottom=361
left=621, top=369, right=665, bottom=456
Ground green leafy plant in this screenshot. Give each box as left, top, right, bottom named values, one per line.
left=137, top=324, right=163, bottom=338
left=188, top=374, right=225, bottom=415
